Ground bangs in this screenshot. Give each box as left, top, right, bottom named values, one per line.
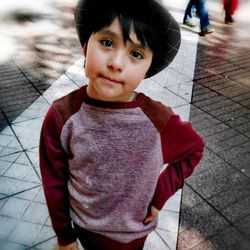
left=92, top=11, right=157, bottom=50
left=118, top=14, right=155, bottom=49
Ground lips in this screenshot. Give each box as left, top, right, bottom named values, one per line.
left=100, top=75, right=122, bottom=85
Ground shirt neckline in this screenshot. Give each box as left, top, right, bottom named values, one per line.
left=81, top=85, right=145, bottom=109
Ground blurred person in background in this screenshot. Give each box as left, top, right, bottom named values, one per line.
left=223, top=0, right=239, bottom=24
left=183, top=0, right=215, bottom=36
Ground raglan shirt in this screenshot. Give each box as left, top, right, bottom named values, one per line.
left=39, top=85, right=204, bottom=245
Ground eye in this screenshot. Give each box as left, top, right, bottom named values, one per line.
left=101, top=39, right=113, bottom=48
left=130, top=51, right=144, bottom=60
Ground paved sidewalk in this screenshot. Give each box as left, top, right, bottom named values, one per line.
left=177, top=0, right=250, bottom=249
left=0, top=0, right=250, bottom=249
left=0, top=0, right=81, bottom=130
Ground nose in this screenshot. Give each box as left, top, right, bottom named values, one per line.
left=107, top=51, right=124, bottom=71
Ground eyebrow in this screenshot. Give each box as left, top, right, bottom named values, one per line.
left=99, top=28, right=148, bottom=50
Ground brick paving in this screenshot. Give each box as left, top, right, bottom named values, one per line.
left=177, top=1, right=250, bottom=248
left=0, top=0, right=81, bottom=131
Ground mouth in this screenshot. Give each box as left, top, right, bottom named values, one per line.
left=100, top=75, right=122, bottom=85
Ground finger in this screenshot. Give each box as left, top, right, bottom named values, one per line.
left=143, top=215, right=153, bottom=224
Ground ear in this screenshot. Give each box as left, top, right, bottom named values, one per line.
left=83, top=44, right=87, bottom=57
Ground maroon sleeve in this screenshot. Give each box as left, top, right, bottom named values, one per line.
left=39, top=106, right=77, bottom=245
left=152, top=114, right=205, bottom=210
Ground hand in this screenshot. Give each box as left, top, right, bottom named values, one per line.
left=56, top=241, right=78, bottom=250
left=143, top=205, right=159, bottom=224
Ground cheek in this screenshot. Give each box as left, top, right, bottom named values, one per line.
left=125, top=69, right=146, bottom=90
left=129, top=64, right=150, bottom=81
left=85, top=48, right=104, bottom=75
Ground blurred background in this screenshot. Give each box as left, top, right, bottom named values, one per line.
left=0, top=0, right=80, bottom=77
left=0, top=0, right=82, bottom=130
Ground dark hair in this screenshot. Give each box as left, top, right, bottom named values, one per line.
left=75, top=0, right=181, bottom=77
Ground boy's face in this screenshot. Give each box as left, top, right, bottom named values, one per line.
left=84, top=18, right=153, bottom=102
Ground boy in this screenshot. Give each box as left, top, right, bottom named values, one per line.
left=39, top=0, right=205, bottom=249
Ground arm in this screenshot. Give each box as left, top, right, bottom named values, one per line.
left=56, top=242, right=78, bottom=250
left=143, top=149, right=203, bottom=223
left=152, top=114, right=205, bottom=210
left=39, top=106, right=77, bottom=245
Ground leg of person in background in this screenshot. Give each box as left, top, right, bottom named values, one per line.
left=196, top=0, right=215, bottom=36
left=224, top=0, right=232, bottom=23
left=224, top=0, right=239, bottom=24
left=183, top=0, right=196, bottom=26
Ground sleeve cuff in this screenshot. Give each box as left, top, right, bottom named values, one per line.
left=57, top=228, right=77, bottom=246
